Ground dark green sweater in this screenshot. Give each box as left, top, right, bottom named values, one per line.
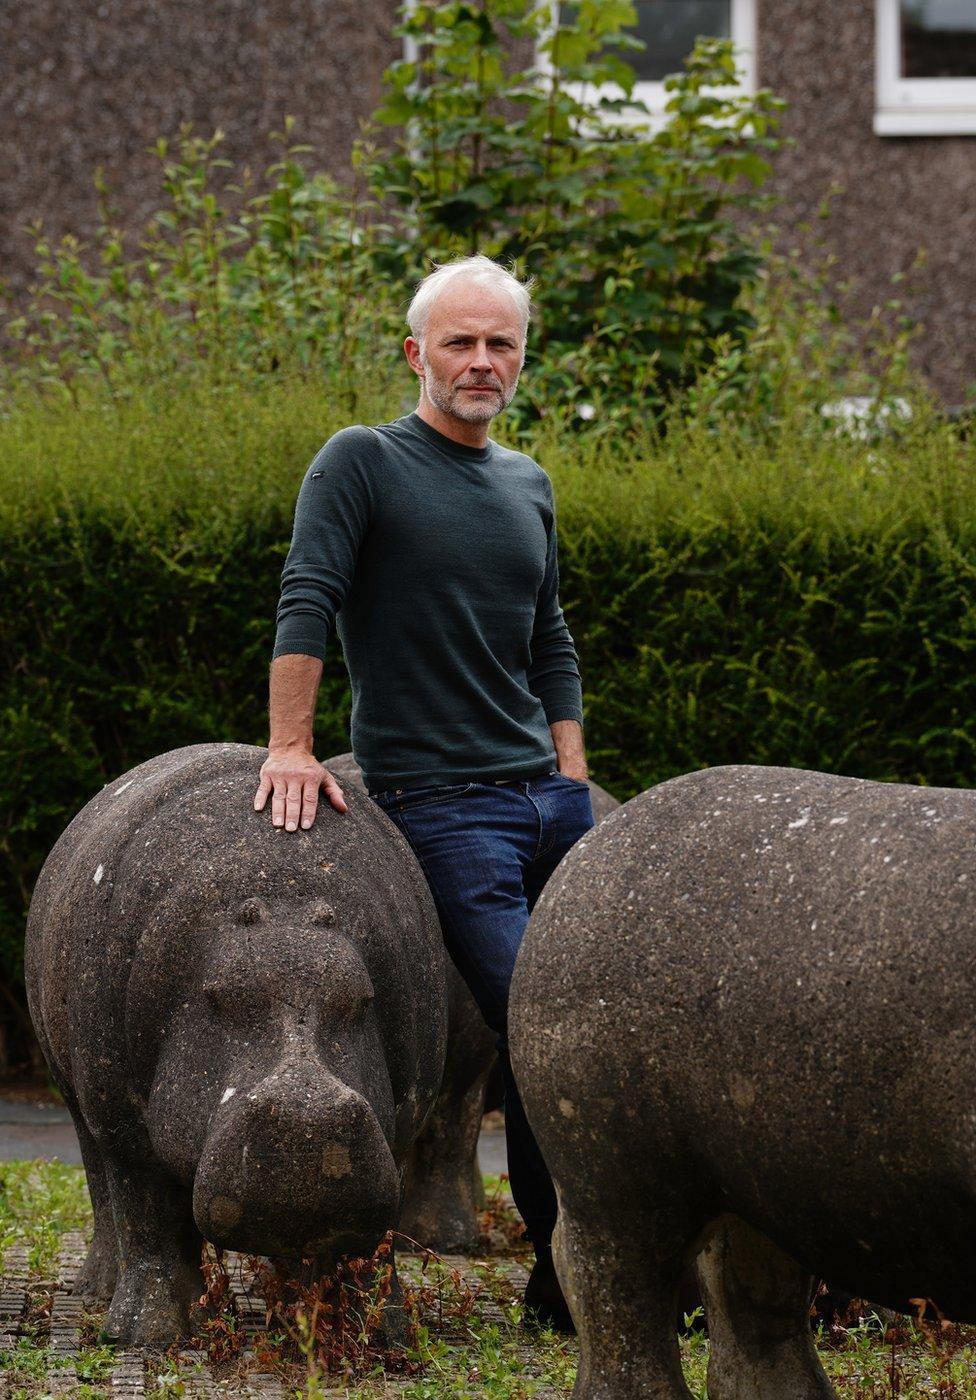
left=273, top=412, right=584, bottom=792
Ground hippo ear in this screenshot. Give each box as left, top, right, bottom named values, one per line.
left=236, top=896, right=270, bottom=927
left=310, top=900, right=337, bottom=927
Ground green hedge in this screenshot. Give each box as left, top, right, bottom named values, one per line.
left=4, top=378, right=976, bottom=1064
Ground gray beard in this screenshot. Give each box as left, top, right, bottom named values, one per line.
left=420, top=350, right=520, bottom=424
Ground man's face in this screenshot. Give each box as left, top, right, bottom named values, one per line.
left=408, top=281, right=525, bottom=426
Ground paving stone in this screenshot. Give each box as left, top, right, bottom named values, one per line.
left=0, top=1243, right=30, bottom=1349
left=176, top=1349, right=220, bottom=1398
left=49, top=1231, right=89, bottom=1357
left=226, top=1254, right=267, bottom=1338
left=237, top=1364, right=285, bottom=1399
left=110, top=1350, right=147, bottom=1400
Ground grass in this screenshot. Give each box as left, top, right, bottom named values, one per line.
left=4, top=1164, right=976, bottom=1398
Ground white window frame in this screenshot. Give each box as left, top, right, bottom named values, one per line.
left=535, top=0, right=758, bottom=131
left=875, top=0, right=976, bottom=136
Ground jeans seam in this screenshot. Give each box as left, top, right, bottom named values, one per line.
left=399, top=782, right=475, bottom=813
left=397, top=807, right=507, bottom=1034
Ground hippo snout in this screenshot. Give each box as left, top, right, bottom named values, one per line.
left=192, top=1064, right=400, bottom=1257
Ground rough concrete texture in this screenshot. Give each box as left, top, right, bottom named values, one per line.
left=511, top=764, right=976, bottom=1399
left=761, top=0, right=976, bottom=403
left=25, top=742, right=448, bottom=1348
left=324, top=750, right=620, bottom=1250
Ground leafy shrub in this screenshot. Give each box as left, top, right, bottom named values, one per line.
left=3, top=3, right=787, bottom=432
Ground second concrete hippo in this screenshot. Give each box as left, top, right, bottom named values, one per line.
left=25, top=743, right=447, bottom=1347
left=511, top=764, right=976, bottom=1400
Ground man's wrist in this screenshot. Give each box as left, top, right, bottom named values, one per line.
left=268, top=738, right=315, bottom=756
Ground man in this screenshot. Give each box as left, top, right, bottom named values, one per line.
left=253, top=254, right=593, bottom=1331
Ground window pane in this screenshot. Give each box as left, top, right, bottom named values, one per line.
left=901, top=0, right=976, bottom=78
left=558, top=1, right=731, bottom=84
left=630, top=1, right=731, bottom=82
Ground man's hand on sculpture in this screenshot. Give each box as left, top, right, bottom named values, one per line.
left=253, top=749, right=347, bottom=828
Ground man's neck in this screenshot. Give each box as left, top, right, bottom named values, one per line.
left=415, top=398, right=490, bottom=450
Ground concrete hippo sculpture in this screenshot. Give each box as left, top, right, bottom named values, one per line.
left=511, top=764, right=976, bottom=1400
left=325, top=750, right=621, bottom=1251
left=25, top=743, right=447, bottom=1347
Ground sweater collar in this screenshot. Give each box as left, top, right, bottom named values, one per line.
left=405, top=412, right=494, bottom=462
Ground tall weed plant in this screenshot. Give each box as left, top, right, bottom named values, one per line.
left=2, top=122, right=406, bottom=410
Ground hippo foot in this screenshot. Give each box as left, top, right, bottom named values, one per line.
left=555, top=1201, right=695, bottom=1400
left=73, top=1233, right=118, bottom=1306
left=697, top=1217, right=836, bottom=1400
left=105, top=1256, right=204, bottom=1349
left=398, top=1184, right=482, bottom=1254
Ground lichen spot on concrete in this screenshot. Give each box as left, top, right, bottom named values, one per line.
left=729, top=1074, right=757, bottom=1111
left=788, top=814, right=810, bottom=830
left=220, top=1087, right=236, bottom=1105
left=321, top=1143, right=353, bottom=1178
left=558, top=1098, right=576, bottom=1119
left=93, top=865, right=104, bottom=885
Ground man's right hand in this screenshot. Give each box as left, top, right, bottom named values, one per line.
left=253, top=748, right=348, bottom=830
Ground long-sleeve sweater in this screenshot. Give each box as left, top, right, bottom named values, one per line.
left=272, top=411, right=584, bottom=792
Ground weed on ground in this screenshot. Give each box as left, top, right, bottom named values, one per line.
left=4, top=1163, right=976, bottom=1397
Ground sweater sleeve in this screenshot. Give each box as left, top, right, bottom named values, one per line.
left=527, top=486, right=585, bottom=728
left=272, top=427, right=375, bottom=662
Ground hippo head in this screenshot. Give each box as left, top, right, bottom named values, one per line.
left=134, top=893, right=400, bottom=1260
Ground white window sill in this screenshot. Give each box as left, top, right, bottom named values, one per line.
left=874, top=108, right=976, bottom=136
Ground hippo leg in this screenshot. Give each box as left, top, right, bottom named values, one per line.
left=72, top=1117, right=118, bottom=1304
left=696, top=1216, right=834, bottom=1400
left=103, top=1159, right=204, bottom=1348
left=555, top=1198, right=696, bottom=1400
left=372, top=1250, right=410, bottom=1349
left=399, top=1068, right=492, bottom=1252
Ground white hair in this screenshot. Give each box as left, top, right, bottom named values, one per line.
left=407, top=255, right=534, bottom=347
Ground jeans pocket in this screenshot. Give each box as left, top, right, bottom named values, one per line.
left=552, top=772, right=590, bottom=788
left=386, top=782, right=475, bottom=813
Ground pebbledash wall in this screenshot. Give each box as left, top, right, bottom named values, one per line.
left=1, top=0, right=974, bottom=402
left=0, top=0, right=401, bottom=291
left=760, top=1, right=976, bottom=406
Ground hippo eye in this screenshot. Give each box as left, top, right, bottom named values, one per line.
left=236, top=897, right=270, bottom=927
left=204, top=982, right=264, bottom=1016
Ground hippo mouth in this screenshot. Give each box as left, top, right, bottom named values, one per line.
left=192, top=1078, right=401, bottom=1259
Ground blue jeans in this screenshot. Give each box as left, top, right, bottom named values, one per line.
left=369, top=769, right=595, bottom=1246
